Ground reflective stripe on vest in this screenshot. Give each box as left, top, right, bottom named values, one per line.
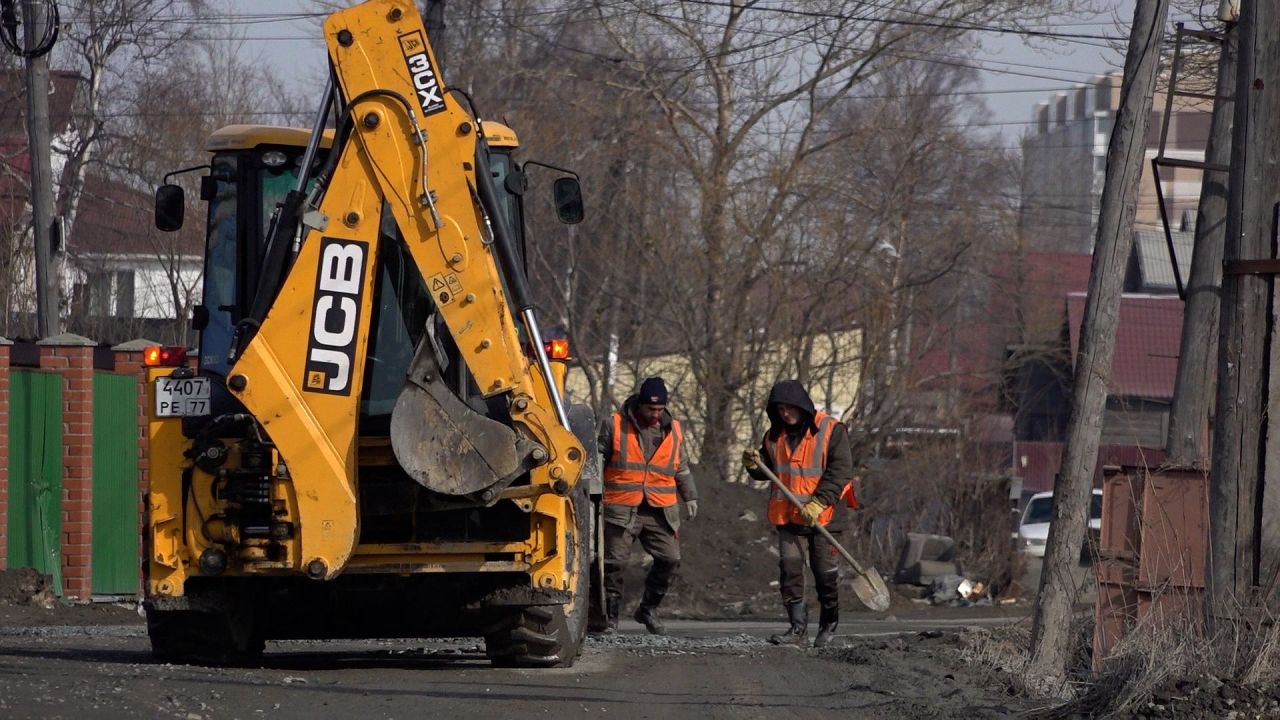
left=603, top=412, right=682, bottom=507
left=766, top=412, right=849, bottom=526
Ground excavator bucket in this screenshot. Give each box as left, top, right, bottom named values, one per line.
left=390, top=339, right=540, bottom=497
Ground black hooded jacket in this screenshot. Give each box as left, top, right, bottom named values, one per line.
left=748, top=380, right=853, bottom=508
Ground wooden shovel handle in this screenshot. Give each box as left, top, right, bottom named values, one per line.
left=750, top=451, right=869, bottom=576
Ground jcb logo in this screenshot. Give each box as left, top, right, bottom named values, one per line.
left=304, top=238, right=367, bottom=395
left=399, top=31, right=446, bottom=117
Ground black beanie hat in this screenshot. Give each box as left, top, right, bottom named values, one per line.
left=638, top=377, right=668, bottom=405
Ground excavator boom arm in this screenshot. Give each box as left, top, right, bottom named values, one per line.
left=225, top=0, right=583, bottom=579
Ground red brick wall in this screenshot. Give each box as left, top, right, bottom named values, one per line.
left=113, top=349, right=148, bottom=591
left=0, top=343, right=10, bottom=570
left=40, top=343, right=95, bottom=601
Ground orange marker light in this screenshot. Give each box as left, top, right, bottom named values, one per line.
left=143, top=346, right=188, bottom=367
left=544, top=338, right=570, bottom=360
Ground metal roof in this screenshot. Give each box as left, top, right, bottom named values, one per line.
left=1066, top=292, right=1184, bottom=400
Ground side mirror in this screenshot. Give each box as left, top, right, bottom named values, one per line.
left=553, top=177, right=584, bottom=225
left=191, top=305, right=209, bottom=331
left=155, top=184, right=185, bottom=232
left=504, top=169, right=529, bottom=196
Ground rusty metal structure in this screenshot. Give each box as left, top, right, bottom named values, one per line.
left=1094, top=465, right=1208, bottom=671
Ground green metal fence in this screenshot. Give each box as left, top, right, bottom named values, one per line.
left=6, top=369, right=64, bottom=595
left=91, top=372, right=140, bottom=595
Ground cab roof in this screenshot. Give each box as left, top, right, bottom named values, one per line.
left=206, top=120, right=519, bottom=151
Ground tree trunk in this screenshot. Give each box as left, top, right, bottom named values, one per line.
left=1027, top=0, right=1170, bottom=686
left=1165, top=26, right=1237, bottom=467
left=23, top=0, right=60, bottom=336
left=1210, top=0, right=1280, bottom=622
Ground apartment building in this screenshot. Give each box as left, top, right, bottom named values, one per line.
left=1020, top=72, right=1211, bottom=254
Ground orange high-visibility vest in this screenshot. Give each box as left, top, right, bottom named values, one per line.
left=766, top=411, right=856, bottom=526
left=603, top=412, right=683, bottom=507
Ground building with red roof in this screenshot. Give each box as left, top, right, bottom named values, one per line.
left=986, top=243, right=1184, bottom=496
left=1006, top=292, right=1181, bottom=493
left=1, top=69, right=201, bottom=344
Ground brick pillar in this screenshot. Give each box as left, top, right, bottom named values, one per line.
left=39, top=334, right=97, bottom=601
left=113, top=340, right=152, bottom=592
left=0, top=337, right=11, bottom=570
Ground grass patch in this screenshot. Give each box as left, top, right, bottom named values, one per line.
left=960, top=610, right=1280, bottom=718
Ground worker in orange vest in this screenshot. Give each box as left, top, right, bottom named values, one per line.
left=743, top=380, right=856, bottom=648
left=598, top=377, right=698, bottom=635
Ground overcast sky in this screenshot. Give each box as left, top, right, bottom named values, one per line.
left=226, top=1, right=1135, bottom=146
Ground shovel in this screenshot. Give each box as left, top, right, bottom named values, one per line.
left=750, top=452, right=892, bottom=612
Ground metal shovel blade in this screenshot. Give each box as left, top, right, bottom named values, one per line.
left=813, top=521, right=892, bottom=612
left=849, top=565, right=892, bottom=612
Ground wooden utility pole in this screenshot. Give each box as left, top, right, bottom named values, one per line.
left=21, top=0, right=59, bottom=336
left=1209, top=0, right=1280, bottom=620
left=1027, top=0, right=1170, bottom=684
left=1165, top=25, right=1237, bottom=467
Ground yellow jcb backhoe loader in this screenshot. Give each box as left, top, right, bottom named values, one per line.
left=146, top=0, right=604, bottom=667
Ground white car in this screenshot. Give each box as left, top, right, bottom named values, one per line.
left=1017, top=489, right=1103, bottom=558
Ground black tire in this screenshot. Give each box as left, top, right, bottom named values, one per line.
left=586, top=496, right=609, bottom=633
left=146, top=590, right=264, bottom=666
left=484, top=487, right=591, bottom=667
left=484, top=605, right=575, bottom=668
left=147, top=611, right=264, bottom=666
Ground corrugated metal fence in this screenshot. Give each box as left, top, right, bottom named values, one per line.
left=0, top=335, right=149, bottom=600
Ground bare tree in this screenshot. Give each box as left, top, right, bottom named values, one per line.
left=398, top=2, right=1035, bottom=483
left=69, top=23, right=312, bottom=346
left=528, top=0, right=1064, bottom=480
left=808, top=61, right=1016, bottom=454
left=50, top=1, right=209, bottom=311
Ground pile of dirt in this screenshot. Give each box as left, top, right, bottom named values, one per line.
left=1100, top=676, right=1280, bottom=719
left=0, top=568, right=142, bottom=628
left=0, top=567, right=57, bottom=608
left=669, top=477, right=781, bottom=617
left=832, top=629, right=1031, bottom=719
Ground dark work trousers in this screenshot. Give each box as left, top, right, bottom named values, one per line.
left=777, top=523, right=840, bottom=610
left=603, top=503, right=681, bottom=607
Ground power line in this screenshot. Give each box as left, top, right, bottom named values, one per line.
left=53, top=2, right=1130, bottom=97
left=464, top=2, right=1118, bottom=101
left=0, top=0, right=59, bottom=58
left=668, top=0, right=1129, bottom=44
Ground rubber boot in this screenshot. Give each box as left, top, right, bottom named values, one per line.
left=633, top=588, right=666, bottom=635
left=634, top=601, right=665, bottom=635
left=768, top=602, right=808, bottom=645
left=605, top=596, right=621, bottom=634
left=813, top=606, right=839, bottom=648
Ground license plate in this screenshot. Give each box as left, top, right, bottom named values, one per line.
left=155, top=376, right=211, bottom=417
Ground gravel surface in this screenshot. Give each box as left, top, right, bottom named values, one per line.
left=0, top=515, right=1037, bottom=720
left=0, top=564, right=1043, bottom=718
left=0, top=616, right=1035, bottom=719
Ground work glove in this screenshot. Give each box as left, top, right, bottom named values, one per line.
left=686, top=500, right=698, bottom=520
left=800, top=499, right=827, bottom=527
left=741, top=449, right=759, bottom=472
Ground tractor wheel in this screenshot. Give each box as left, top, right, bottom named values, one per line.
left=146, top=589, right=264, bottom=666
left=586, top=496, right=609, bottom=633
left=484, top=486, right=591, bottom=667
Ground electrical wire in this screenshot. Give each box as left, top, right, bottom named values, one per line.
left=668, top=0, right=1129, bottom=44
left=0, top=0, right=59, bottom=58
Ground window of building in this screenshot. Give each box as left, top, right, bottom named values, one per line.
left=79, top=269, right=136, bottom=316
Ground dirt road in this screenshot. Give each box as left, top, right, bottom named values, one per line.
left=0, top=612, right=1031, bottom=720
